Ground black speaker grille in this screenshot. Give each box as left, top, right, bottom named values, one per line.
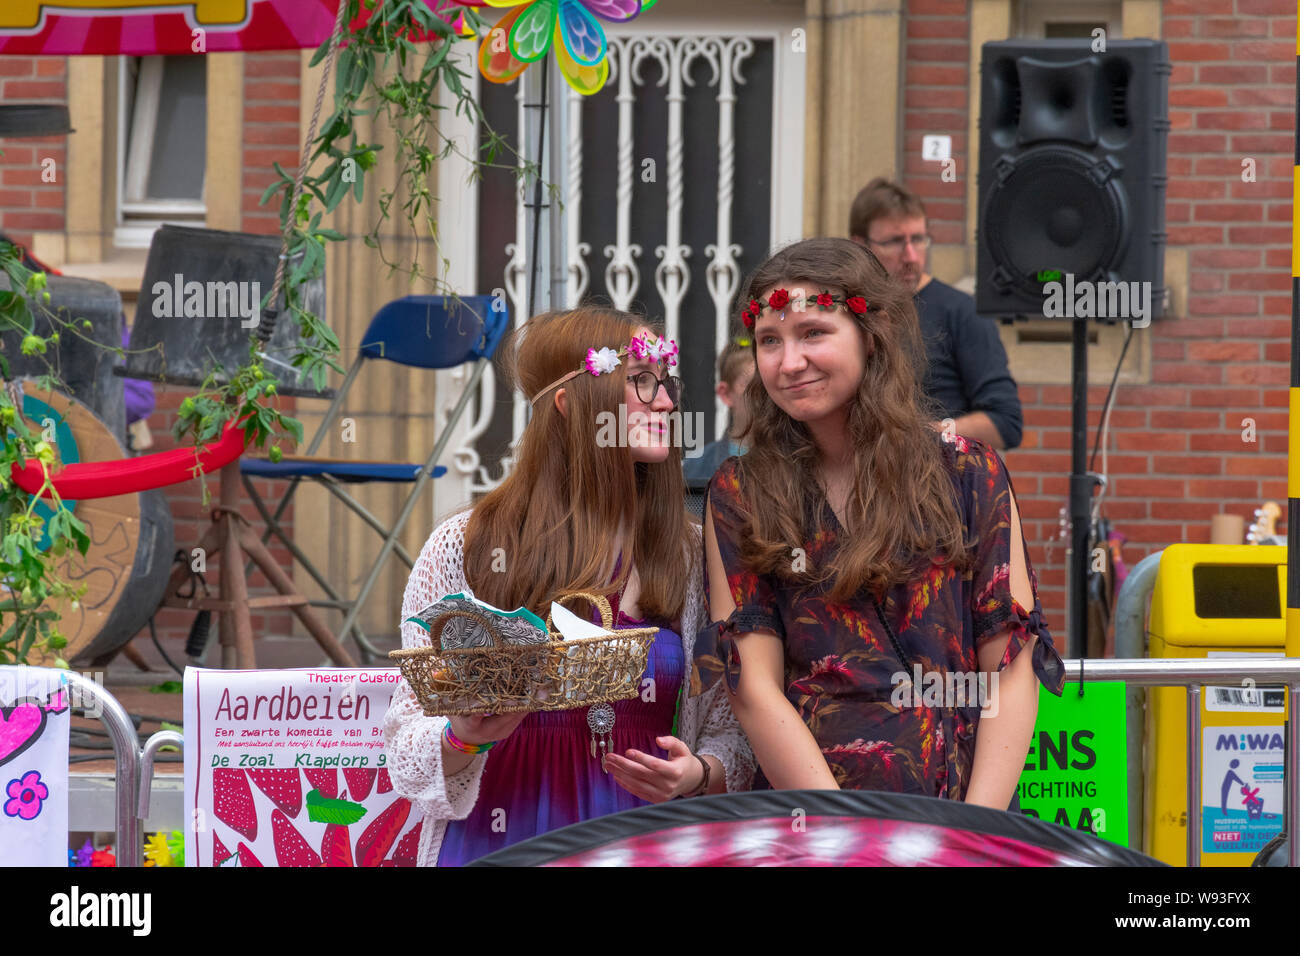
left=982, top=147, right=1126, bottom=295
left=1110, top=84, right=1127, bottom=128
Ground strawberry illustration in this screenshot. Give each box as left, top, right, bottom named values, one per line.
left=357, top=798, right=411, bottom=867
left=303, top=768, right=337, bottom=799
left=213, top=769, right=257, bottom=841
left=213, top=831, right=233, bottom=866
left=320, top=823, right=354, bottom=868
left=237, top=842, right=264, bottom=867
left=342, top=768, right=377, bottom=801
left=376, top=768, right=393, bottom=795
left=389, top=820, right=422, bottom=866
left=271, top=808, right=322, bottom=867
left=247, top=769, right=303, bottom=818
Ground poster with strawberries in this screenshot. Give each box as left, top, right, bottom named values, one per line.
left=183, top=667, right=423, bottom=867
left=0, top=667, right=70, bottom=867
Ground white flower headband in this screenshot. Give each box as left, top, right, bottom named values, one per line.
left=529, top=331, right=679, bottom=407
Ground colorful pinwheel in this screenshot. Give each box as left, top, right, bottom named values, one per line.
left=460, top=0, right=658, bottom=94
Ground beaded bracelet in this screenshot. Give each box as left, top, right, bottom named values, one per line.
left=443, top=722, right=496, bottom=755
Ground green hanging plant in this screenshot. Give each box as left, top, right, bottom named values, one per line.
left=0, top=0, right=537, bottom=665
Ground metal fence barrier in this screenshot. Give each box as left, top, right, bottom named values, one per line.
left=11, top=660, right=1297, bottom=866
left=1059, top=656, right=1299, bottom=867
left=0, top=669, right=144, bottom=867
left=138, top=730, right=183, bottom=826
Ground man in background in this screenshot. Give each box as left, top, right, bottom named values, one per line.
left=848, top=177, right=1022, bottom=450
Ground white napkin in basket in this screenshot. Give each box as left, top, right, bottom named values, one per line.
left=550, top=601, right=612, bottom=640
left=549, top=601, right=638, bottom=698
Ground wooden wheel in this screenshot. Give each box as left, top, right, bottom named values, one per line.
left=12, top=382, right=172, bottom=665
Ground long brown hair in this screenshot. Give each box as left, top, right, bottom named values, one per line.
left=463, top=306, right=691, bottom=622
left=733, top=237, right=972, bottom=601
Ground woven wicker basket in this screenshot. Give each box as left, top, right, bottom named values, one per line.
left=390, top=592, right=658, bottom=717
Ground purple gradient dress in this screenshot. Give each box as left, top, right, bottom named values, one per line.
left=436, top=591, right=684, bottom=866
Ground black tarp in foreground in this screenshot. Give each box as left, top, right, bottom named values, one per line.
left=468, top=789, right=1165, bottom=867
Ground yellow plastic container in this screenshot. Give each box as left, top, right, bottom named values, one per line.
left=1146, top=544, right=1289, bottom=866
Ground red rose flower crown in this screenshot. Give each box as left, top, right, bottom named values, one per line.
left=741, top=289, right=871, bottom=329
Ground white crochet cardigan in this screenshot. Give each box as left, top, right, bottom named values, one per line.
left=383, top=509, right=755, bottom=867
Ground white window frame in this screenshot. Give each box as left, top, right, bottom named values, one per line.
left=115, top=55, right=207, bottom=249
left=437, top=2, right=807, bottom=293
left=432, top=1, right=807, bottom=509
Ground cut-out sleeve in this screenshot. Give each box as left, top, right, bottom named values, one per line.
left=959, top=438, right=1065, bottom=695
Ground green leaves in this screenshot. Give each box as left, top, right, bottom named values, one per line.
left=45, top=506, right=89, bottom=557
left=0, top=0, right=533, bottom=667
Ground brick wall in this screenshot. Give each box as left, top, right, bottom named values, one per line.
left=242, top=52, right=301, bottom=236
left=0, top=56, right=66, bottom=249
left=893, top=1, right=1297, bottom=645
left=902, top=0, right=969, bottom=245
left=0, top=52, right=307, bottom=655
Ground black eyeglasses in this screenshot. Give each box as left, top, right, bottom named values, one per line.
left=867, top=233, right=932, bottom=253
left=628, top=370, right=683, bottom=406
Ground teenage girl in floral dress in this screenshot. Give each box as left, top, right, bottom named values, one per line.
left=696, top=237, right=1064, bottom=807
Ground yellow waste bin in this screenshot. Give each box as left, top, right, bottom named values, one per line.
left=1146, top=544, right=1289, bottom=866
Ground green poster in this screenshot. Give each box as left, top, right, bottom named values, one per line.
left=1014, top=679, right=1129, bottom=846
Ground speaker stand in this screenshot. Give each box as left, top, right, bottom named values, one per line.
left=1069, top=318, right=1102, bottom=660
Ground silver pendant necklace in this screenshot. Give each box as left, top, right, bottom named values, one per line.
left=587, top=571, right=629, bottom=772
left=587, top=702, right=616, bottom=771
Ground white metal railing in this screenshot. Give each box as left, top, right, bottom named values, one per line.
left=48, top=657, right=1300, bottom=866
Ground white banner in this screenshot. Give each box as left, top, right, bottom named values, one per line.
left=0, top=667, right=70, bottom=867
left=183, top=667, right=423, bottom=867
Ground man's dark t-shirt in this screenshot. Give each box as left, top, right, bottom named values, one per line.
left=913, top=277, right=1023, bottom=449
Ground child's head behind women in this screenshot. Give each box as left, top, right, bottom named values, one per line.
left=735, top=236, right=972, bottom=600
left=464, top=306, right=691, bottom=622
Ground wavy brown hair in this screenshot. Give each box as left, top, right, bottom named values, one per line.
left=732, top=237, right=972, bottom=601
left=463, top=306, right=691, bottom=622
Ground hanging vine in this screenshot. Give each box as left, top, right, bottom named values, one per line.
left=0, top=0, right=534, bottom=665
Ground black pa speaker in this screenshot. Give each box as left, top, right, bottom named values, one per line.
left=975, top=39, right=1170, bottom=322
left=119, top=225, right=332, bottom=397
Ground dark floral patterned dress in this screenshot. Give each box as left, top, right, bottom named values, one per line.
left=693, top=434, right=1065, bottom=801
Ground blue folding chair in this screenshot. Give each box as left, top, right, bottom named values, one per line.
left=240, top=295, right=509, bottom=661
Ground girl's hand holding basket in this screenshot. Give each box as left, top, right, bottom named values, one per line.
left=448, top=711, right=530, bottom=749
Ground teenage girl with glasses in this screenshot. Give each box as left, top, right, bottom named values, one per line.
left=385, top=306, right=753, bottom=865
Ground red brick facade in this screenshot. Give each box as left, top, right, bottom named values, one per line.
left=0, top=52, right=303, bottom=651
left=0, top=55, right=66, bottom=250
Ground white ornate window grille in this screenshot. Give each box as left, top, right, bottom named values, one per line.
left=439, top=15, right=804, bottom=504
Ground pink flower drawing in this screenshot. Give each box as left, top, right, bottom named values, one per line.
left=4, top=770, right=48, bottom=821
